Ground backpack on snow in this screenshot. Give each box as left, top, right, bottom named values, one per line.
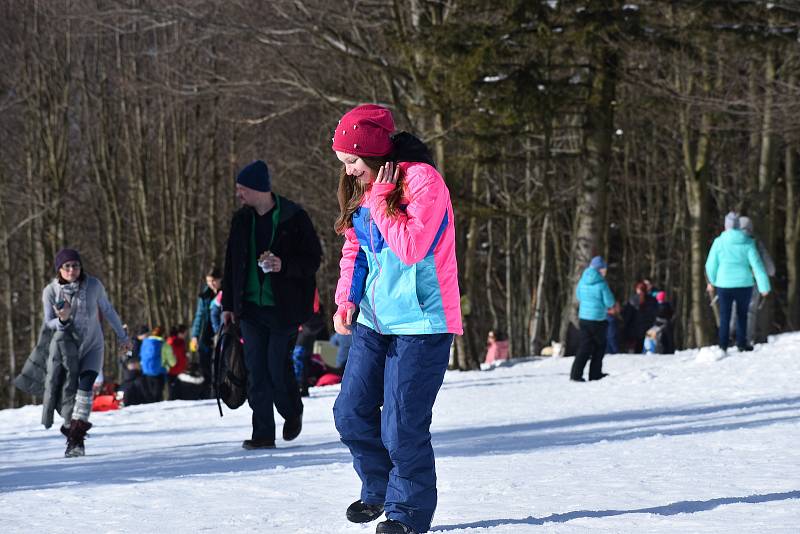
left=213, top=321, right=247, bottom=416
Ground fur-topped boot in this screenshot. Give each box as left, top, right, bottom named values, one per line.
left=65, top=419, right=93, bottom=457
left=65, top=389, right=93, bottom=457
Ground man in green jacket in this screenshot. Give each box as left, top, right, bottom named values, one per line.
left=705, top=212, right=771, bottom=352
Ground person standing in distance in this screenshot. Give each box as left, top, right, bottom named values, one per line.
left=570, top=256, right=615, bottom=382
left=705, top=211, right=771, bottom=352
left=190, top=267, right=222, bottom=396
left=221, top=160, right=322, bottom=449
left=16, top=249, right=131, bottom=457
left=330, top=104, right=462, bottom=534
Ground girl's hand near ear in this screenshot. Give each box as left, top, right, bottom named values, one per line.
left=375, top=161, right=400, bottom=186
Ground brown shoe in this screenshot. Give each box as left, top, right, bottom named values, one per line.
left=242, top=438, right=276, bottom=450
left=65, top=420, right=93, bottom=458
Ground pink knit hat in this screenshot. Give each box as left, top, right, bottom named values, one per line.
left=332, top=104, right=395, bottom=157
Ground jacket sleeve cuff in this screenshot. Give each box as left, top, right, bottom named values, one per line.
left=335, top=302, right=356, bottom=320
left=370, top=183, right=395, bottom=205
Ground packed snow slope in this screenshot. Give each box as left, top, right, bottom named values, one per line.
left=2, top=333, right=800, bottom=533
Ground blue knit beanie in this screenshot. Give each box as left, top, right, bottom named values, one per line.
left=589, top=256, right=607, bottom=270
left=236, top=160, right=271, bottom=192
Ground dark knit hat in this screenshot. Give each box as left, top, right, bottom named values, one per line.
left=332, top=104, right=395, bottom=157
left=54, top=248, right=82, bottom=272
left=236, top=160, right=271, bottom=192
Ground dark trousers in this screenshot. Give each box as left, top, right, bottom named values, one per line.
left=717, top=286, right=752, bottom=349
left=142, top=375, right=165, bottom=403
left=333, top=324, right=453, bottom=534
left=167, top=375, right=180, bottom=400
left=239, top=304, right=302, bottom=442
left=605, top=318, right=619, bottom=354
left=571, top=319, right=607, bottom=380
left=198, top=345, right=213, bottom=398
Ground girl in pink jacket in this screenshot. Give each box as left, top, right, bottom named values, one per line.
left=330, top=104, right=461, bottom=534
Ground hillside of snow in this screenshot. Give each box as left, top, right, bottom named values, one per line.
left=2, top=334, right=800, bottom=533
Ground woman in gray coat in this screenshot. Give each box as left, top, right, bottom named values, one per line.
left=43, top=248, right=130, bottom=456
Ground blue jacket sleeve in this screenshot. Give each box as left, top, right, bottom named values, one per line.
left=210, top=301, right=222, bottom=334
left=705, top=238, right=720, bottom=285
left=602, top=282, right=615, bottom=310
left=191, top=296, right=204, bottom=338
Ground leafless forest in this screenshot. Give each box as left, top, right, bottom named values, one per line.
left=1, top=1, right=799, bottom=408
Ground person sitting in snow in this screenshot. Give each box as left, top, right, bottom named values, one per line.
left=483, top=329, right=509, bottom=366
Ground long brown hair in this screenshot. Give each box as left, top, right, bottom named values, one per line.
left=334, top=156, right=405, bottom=234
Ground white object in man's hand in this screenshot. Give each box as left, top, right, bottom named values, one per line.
left=258, top=251, right=281, bottom=273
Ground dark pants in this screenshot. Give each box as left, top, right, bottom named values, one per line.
left=293, top=312, right=327, bottom=391
left=167, top=375, right=180, bottom=400
left=605, top=317, right=619, bottom=354
left=198, top=344, right=213, bottom=398
left=717, top=286, right=752, bottom=350
left=333, top=324, right=453, bottom=534
left=142, top=375, right=165, bottom=403
left=239, top=304, right=302, bottom=442
left=571, top=319, right=607, bottom=380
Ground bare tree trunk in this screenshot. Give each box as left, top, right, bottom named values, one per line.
left=678, top=47, right=715, bottom=348
left=0, top=194, right=16, bottom=407
left=455, top=160, right=481, bottom=370
left=560, top=48, right=617, bottom=352
left=755, top=47, right=777, bottom=339
left=530, top=214, right=549, bottom=356
left=785, top=143, right=800, bottom=329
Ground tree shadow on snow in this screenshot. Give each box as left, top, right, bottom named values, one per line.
left=433, top=395, right=800, bottom=458
left=432, top=490, right=800, bottom=530
left=0, top=437, right=352, bottom=492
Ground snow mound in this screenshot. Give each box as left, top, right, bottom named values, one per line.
left=695, top=344, right=728, bottom=362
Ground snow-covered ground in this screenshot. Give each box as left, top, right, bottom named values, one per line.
left=2, top=334, right=800, bottom=533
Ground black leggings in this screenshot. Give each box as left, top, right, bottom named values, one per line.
left=78, top=370, right=99, bottom=392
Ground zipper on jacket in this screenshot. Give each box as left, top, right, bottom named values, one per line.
left=366, top=208, right=383, bottom=335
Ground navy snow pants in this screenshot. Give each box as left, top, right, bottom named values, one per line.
left=239, top=304, right=302, bottom=442
left=717, top=286, right=753, bottom=350
left=333, top=324, right=453, bottom=533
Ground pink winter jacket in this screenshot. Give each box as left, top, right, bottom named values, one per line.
left=335, top=162, right=463, bottom=335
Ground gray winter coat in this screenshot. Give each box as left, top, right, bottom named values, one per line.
left=14, top=322, right=81, bottom=428
left=42, top=275, right=128, bottom=374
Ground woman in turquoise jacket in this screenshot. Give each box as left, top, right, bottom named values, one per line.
left=570, top=256, right=616, bottom=382
left=705, top=212, right=771, bottom=351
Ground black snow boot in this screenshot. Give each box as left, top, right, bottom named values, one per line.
left=346, top=500, right=384, bottom=523
left=282, top=412, right=303, bottom=441
left=376, top=519, right=418, bottom=534
left=65, top=420, right=92, bottom=458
